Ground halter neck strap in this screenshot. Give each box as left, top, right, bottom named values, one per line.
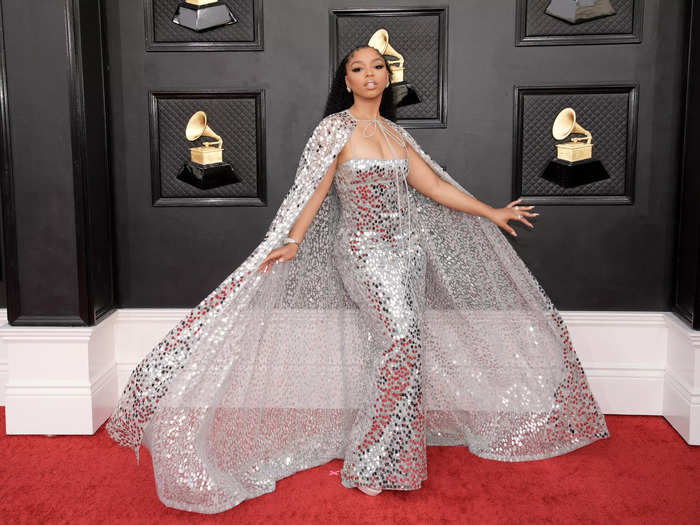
left=346, top=110, right=407, bottom=159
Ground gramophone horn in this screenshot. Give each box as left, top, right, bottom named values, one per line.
left=552, top=107, right=576, bottom=139
left=368, top=29, right=389, bottom=55
left=186, top=110, right=222, bottom=148
left=368, top=28, right=405, bottom=84
left=552, top=107, right=591, bottom=143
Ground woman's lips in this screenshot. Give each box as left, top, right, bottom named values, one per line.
left=365, top=81, right=377, bottom=89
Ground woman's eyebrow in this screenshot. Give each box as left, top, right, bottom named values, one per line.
left=349, top=57, right=384, bottom=66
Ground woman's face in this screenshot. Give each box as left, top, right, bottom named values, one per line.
left=345, top=47, right=389, bottom=100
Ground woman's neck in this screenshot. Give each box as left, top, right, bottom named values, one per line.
left=348, top=104, right=381, bottom=121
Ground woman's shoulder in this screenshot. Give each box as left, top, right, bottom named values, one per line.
left=299, top=110, right=352, bottom=149
left=319, top=109, right=351, bottom=125
left=308, top=110, right=353, bottom=136
left=313, top=109, right=408, bottom=137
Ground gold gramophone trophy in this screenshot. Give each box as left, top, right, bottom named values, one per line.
left=172, top=0, right=237, bottom=32
left=545, top=0, right=616, bottom=25
left=176, top=110, right=240, bottom=190
left=541, top=107, right=609, bottom=188
left=368, top=29, right=421, bottom=108
left=553, top=107, right=593, bottom=162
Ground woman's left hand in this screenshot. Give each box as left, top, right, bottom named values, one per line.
left=487, top=198, right=539, bottom=237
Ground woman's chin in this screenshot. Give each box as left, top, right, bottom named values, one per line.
left=358, top=88, right=384, bottom=100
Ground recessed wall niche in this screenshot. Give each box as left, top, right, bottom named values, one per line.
left=148, top=90, right=267, bottom=207
left=330, top=7, right=448, bottom=128
left=516, top=0, right=643, bottom=46
left=512, top=83, right=639, bottom=205
left=144, top=0, right=263, bottom=51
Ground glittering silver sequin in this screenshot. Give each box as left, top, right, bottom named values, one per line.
left=106, top=108, right=609, bottom=514
left=333, top=155, right=427, bottom=490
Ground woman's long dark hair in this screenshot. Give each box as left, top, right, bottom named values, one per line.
left=322, top=44, right=397, bottom=121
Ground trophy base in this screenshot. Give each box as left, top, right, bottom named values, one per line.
left=177, top=161, right=241, bottom=190
left=541, top=157, right=609, bottom=188
left=172, top=2, right=238, bottom=32
left=545, top=0, right=616, bottom=25
left=391, top=81, right=421, bottom=108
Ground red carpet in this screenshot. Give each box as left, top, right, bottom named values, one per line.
left=0, top=408, right=697, bottom=524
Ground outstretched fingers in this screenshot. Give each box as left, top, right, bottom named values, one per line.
left=257, top=251, right=279, bottom=273
left=518, top=215, right=534, bottom=229
left=510, top=198, right=539, bottom=230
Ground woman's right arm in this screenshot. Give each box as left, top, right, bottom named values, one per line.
left=257, top=155, right=339, bottom=273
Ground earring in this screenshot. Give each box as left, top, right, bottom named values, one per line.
left=386, top=82, right=390, bottom=88
left=346, top=85, right=351, bottom=92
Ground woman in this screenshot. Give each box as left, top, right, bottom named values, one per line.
left=106, top=44, right=609, bottom=513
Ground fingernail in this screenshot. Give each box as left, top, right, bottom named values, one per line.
left=534, top=213, right=540, bottom=216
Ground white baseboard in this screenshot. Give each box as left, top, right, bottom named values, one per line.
left=1, top=314, right=119, bottom=434
left=0, top=308, right=698, bottom=444
left=563, top=311, right=668, bottom=415
left=662, top=313, right=700, bottom=444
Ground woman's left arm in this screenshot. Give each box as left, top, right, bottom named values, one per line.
left=405, top=144, right=538, bottom=237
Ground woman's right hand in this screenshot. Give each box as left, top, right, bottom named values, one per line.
left=257, top=243, right=299, bottom=273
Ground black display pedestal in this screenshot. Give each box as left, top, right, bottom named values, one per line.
left=541, top=157, right=610, bottom=188
left=392, top=81, right=421, bottom=108
left=177, top=161, right=240, bottom=190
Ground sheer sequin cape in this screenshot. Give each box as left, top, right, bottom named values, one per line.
left=106, top=108, right=609, bottom=513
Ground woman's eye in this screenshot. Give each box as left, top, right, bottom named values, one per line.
left=352, top=67, right=361, bottom=72
left=375, top=64, right=384, bottom=69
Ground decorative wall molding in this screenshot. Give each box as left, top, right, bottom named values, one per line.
left=0, top=3, right=11, bottom=286
left=144, top=0, right=264, bottom=52
left=66, top=0, right=116, bottom=325
left=1, top=310, right=118, bottom=434
left=663, top=312, right=700, bottom=444
left=515, top=0, right=644, bottom=47
left=674, top=0, right=700, bottom=329
left=0, top=0, right=115, bottom=326
left=148, top=89, right=267, bottom=207
left=512, top=83, right=639, bottom=205
left=0, top=308, right=697, bottom=444
left=329, top=7, right=448, bottom=128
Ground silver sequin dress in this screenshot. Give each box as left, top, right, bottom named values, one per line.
left=105, top=109, right=609, bottom=514
left=333, top=120, right=427, bottom=490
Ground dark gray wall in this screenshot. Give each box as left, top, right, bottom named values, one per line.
left=102, top=0, right=687, bottom=310
left=0, top=0, right=115, bottom=325
left=3, top=1, right=79, bottom=315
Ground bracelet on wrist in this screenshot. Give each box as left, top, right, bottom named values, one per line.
left=283, top=236, right=300, bottom=247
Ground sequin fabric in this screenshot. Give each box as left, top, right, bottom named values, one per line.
left=106, top=109, right=609, bottom=514
left=334, top=154, right=427, bottom=491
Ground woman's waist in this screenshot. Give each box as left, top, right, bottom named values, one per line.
left=332, top=228, right=424, bottom=270
left=334, top=224, right=416, bottom=249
